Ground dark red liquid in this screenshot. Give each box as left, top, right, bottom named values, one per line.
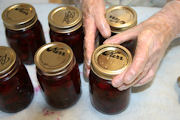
left=99, top=33, right=137, bottom=57
left=89, top=70, right=130, bottom=115
left=0, top=60, right=34, bottom=113
left=5, top=20, right=46, bottom=65
left=37, top=64, right=81, bottom=109
left=50, top=27, right=84, bottom=64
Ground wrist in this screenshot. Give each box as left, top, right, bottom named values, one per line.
left=159, top=0, right=180, bottom=40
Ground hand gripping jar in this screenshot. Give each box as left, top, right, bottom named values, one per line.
left=48, top=6, right=84, bottom=64
left=89, top=44, right=132, bottom=114
left=34, top=42, right=81, bottom=109
left=0, top=46, right=34, bottom=113
left=99, top=6, right=137, bottom=57
left=2, top=3, right=46, bottom=64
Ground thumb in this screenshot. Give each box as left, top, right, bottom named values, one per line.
left=104, top=25, right=141, bottom=45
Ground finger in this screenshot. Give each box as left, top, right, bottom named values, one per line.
left=112, top=68, right=128, bottom=88
left=112, top=57, right=151, bottom=88
left=83, top=16, right=96, bottom=69
left=134, top=58, right=160, bottom=87
left=123, top=29, right=154, bottom=85
left=93, top=0, right=111, bottom=38
left=83, top=63, right=90, bottom=79
left=118, top=73, right=142, bottom=91
left=104, top=25, right=142, bottom=44
left=118, top=84, right=129, bottom=91
left=131, top=55, right=156, bottom=85
left=111, top=34, right=150, bottom=87
left=118, top=69, right=153, bottom=91
left=117, top=69, right=149, bottom=91
left=133, top=69, right=155, bottom=87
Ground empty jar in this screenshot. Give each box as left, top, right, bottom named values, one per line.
left=48, top=6, right=84, bottom=64
left=89, top=44, right=132, bottom=114
left=34, top=42, right=81, bottom=109
left=0, top=46, right=34, bottom=113
left=2, top=3, right=46, bottom=64
left=99, top=6, right=137, bottom=56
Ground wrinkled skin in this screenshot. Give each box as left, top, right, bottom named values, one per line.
left=81, top=0, right=180, bottom=90
left=81, top=0, right=111, bottom=77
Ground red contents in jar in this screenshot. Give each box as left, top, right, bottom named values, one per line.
left=5, top=20, right=46, bottom=64
left=37, top=64, right=81, bottom=109
left=50, top=26, right=84, bottom=64
left=89, top=70, right=130, bottom=114
left=0, top=60, right=34, bottom=113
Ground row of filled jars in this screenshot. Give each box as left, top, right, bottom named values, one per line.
left=0, top=3, right=137, bottom=115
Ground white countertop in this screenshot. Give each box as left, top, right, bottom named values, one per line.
left=0, top=3, right=180, bottom=120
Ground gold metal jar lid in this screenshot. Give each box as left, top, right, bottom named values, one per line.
left=2, top=3, right=38, bottom=31
left=0, top=46, right=16, bottom=76
left=177, top=76, right=180, bottom=87
left=48, top=6, right=82, bottom=33
left=91, top=44, right=132, bottom=80
left=106, top=6, right=137, bottom=33
left=34, top=42, right=75, bottom=76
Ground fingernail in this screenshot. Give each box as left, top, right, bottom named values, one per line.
left=133, top=84, right=141, bottom=87
left=83, top=65, right=90, bottom=82
left=118, top=85, right=127, bottom=91
left=103, top=26, right=111, bottom=38
left=104, top=30, right=110, bottom=38
left=112, top=80, right=119, bottom=87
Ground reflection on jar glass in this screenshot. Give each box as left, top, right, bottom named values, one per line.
left=89, top=44, right=132, bottom=114
left=48, top=6, right=84, bottom=64
left=0, top=46, right=34, bottom=113
left=99, top=6, right=137, bottom=57
left=2, top=3, right=46, bottom=64
left=34, top=42, right=81, bottom=109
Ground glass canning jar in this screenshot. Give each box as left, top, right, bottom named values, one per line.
left=89, top=44, right=132, bottom=115
left=0, top=46, right=34, bottom=113
left=99, top=6, right=137, bottom=57
left=34, top=42, right=81, bottom=109
left=48, top=6, right=84, bottom=64
left=2, top=3, right=46, bottom=64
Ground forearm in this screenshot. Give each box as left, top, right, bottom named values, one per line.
left=160, top=0, right=180, bottom=39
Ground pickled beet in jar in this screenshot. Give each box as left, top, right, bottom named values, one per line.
left=48, top=6, right=84, bottom=64
left=2, top=3, right=46, bottom=64
left=99, top=6, right=137, bottom=57
left=89, top=44, right=132, bottom=114
left=0, top=46, right=34, bottom=113
left=34, top=42, right=81, bottom=109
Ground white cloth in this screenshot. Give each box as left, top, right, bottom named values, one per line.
left=0, top=3, right=180, bottom=120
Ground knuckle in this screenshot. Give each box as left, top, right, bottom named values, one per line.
left=129, top=69, right=136, bottom=76
left=139, top=29, right=154, bottom=41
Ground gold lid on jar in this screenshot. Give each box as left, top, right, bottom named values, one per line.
left=91, top=44, right=132, bottom=80
left=177, top=76, right=180, bottom=87
left=2, top=3, right=38, bottom=31
left=0, top=46, right=16, bottom=76
left=106, top=6, right=137, bottom=33
left=34, top=42, right=75, bottom=76
left=48, top=6, right=82, bottom=33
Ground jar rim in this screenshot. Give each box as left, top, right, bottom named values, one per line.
left=48, top=6, right=82, bottom=33
left=91, top=44, right=132, bottom=80
left=0, top=46, right=16, bottom=77
left=106, top=5, right=137, bottom=33
left=2, top=3, right=38, bottom=31
left=34, top=42, right=75, bottom=76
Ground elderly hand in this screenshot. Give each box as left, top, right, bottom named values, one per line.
left=104, top=0, right=180, bottom=91
left=80, top=0, right=111, bottom=78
